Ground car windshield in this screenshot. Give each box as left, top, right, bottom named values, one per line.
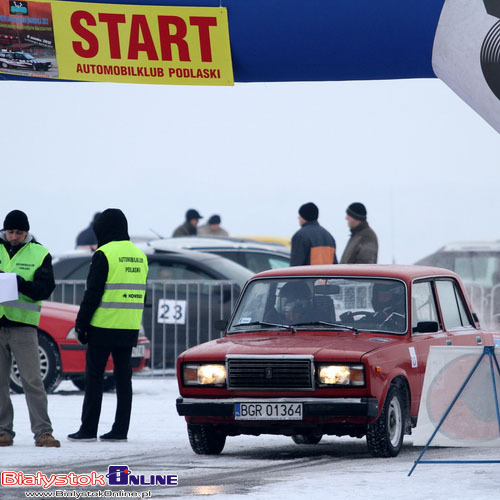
left=19, top=53, right=34, bottom=59
left=228, top=277, right=407, bottom=334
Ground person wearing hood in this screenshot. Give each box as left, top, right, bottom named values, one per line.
left=75, top=212, right=100, bottom=250
left=68, top=209, right=148, bottom=442
left=290, top=203, right=337, bottom=266
left=340, top=203, right=378, bottom=264
left=172, top=209, right=202, bottom=237
left=0, top=210, right=60, bottom=447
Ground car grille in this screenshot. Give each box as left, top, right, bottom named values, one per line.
left=227, top=356, right=314, bottom=391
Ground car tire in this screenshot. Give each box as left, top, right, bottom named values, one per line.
left=1, top=62, right=7, bottom=68
left=187, top=424, right=226, bottom=455
left=10, top=332, right=62, bottom=394
left=72, top=375, right=116, bottom=392
left=291, top=433, right=323, bottom=445
left=366, top=384, right=406, bottom=457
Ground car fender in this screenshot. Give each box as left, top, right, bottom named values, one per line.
left=363, top=347, right=414, bottom=420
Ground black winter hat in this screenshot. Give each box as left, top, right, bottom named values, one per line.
left=346, top=202, right=367, bottom=221
left=93, top=208, right=130, bottom=247
left=185, top=209, right=202, bottom=221
left=3, top=210, right=30, bottom=231
left=298, top=202, right=319, bottom=222
left=208, top=214, right=221, bottom=225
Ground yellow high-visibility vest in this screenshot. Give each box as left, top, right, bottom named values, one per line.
left=90, top=241, right=148, bottom=330
left=0, top=242, right=49, bottom=326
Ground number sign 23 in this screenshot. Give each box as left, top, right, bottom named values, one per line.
left=157, top=299, right=187, bottom=325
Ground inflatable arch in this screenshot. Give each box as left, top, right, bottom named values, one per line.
left=0, top=0, right=499, bottom=132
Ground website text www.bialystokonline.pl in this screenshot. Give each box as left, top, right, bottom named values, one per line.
left=24, top=490, right=152, bottom=498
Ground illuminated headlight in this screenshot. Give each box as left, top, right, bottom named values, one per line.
left=183, top=364, right=226, bottom=386
left=317, top=364, right=365, bottom=386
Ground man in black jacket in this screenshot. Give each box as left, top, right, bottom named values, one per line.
left=290, top=203, right=337, bottom=266
left=0, top=210, right=60, bottom=447
left=68, top=209, right=148, bottom=442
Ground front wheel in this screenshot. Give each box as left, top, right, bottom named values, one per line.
left=366, top=384, right=405, bottom=457
left=187, top=424, right=226, bottom=455
left=10, top=332, right=62, bottom=394
left=291, top=433, right=323, bottom=445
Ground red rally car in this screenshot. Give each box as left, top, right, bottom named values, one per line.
left=176, top=265, right=496, bottom=457
left=10, top=301, right=150, bottom=393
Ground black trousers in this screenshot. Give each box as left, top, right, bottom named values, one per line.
left=80, top=344, right=133, bottom=437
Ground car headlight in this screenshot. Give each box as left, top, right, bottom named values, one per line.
left=66, top=327, right=78, bottom=340
left=183, top=364, right=226, bottom=386
left=317, top=364, right=365, bottom=386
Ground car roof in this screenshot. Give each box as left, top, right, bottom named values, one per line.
left=148, top=236, right=290, bottom=255
left=251, top=264, right=461, bottom=282
left=53, top=246, right=253, bottom=283
left=438, top=241, right=500, bottom=252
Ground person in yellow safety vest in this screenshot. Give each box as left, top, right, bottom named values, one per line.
left=68, top=209, right=148, bottom=442
left=0, top=210, right=60, bottom=447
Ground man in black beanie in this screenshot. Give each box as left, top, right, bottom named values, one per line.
left=0, top=210, right=60, bottom=447
left=340, top=202, right=378, bottom=264
left=290, top=202, right=337, bottom=266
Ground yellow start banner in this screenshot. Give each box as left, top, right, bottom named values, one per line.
left=0, top=0, right=234, bottom=85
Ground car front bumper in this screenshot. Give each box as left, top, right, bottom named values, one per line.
left=176, top=397, right=379, bottom=418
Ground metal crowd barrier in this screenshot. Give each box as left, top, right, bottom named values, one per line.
left=463, top=282, right=500, bottom=332
left=50, top=279, right=240, bottom=370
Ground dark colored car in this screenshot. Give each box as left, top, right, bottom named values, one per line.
left=147, top=237, right=290, bottom=273
left=176, top=264, right=491, bottom=457
left=0, top=51, right=52, bottom=71
left=51, top=248, right=253, bottom=368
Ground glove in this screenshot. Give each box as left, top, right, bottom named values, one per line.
left=75, top=324, right=88, bottom=345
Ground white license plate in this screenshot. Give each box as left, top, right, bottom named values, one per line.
left=132, top=345, right=145, bottom=358
left=235, top=402, right=303, bottom=420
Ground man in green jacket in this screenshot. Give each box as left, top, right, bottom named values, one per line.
left=340, top=203, right=378, bottom=264
left=0, top=210, right=60, bottom=447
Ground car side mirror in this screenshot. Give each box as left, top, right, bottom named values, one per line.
left=413, top=321, right=439, bottom=333
left=214, top=320, right=228, bottom=331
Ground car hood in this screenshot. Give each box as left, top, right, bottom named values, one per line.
left=179, top=331, right=399, bottom=363
left=41, top=301, right=79, bottom=321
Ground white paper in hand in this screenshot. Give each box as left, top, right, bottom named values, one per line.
left=0, top=273, right=19, bottom=303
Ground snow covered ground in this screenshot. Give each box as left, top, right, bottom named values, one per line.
left=1, top=375, right=500, bottom=500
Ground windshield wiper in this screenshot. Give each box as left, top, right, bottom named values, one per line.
left=292, top=321, right=359, bottom=334
left=231, top=321, right=296, bottom=333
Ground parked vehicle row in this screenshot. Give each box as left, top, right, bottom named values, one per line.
left=50, top=238, right=290, bottom=367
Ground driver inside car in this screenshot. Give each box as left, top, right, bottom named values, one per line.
left=340, top=282, right=406, bottom=331
left=265, top=281, right=313, bottom=325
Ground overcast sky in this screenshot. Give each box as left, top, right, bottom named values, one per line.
left=1, top=77, right=499, bottom=265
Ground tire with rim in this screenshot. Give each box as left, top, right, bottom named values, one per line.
left=187, top=424, right=226, bottom=455
left=291, top=433, right=323, bottom=445
left=71, top=375, right=116, bottom=392
left=1, top=62, right=7, bottom=68
left=366, top=383, right=406, bottom=457
left=10, top=332, right=62, bottom=394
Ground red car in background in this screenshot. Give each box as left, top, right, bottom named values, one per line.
left=10, top=301, right=150, bottom=393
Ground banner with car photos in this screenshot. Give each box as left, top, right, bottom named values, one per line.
left=0, top=0, right=234, bottom=85
left=0, top=0, right=58, bottom=78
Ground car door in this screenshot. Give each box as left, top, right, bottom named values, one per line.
left=434, top=279, right=482, bottom=347
left=409, top=279, right=450, bottom=412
